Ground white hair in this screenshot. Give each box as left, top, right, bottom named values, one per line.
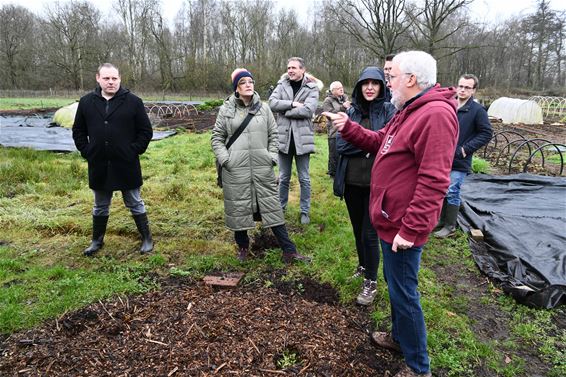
left=329, top=81, right=343, bottom=91
left=393, top=51, right=437, bottom=89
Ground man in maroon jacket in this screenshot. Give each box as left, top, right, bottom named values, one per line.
left=324, top=51, right=458, bottom=377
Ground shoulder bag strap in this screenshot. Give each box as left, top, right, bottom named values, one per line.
left=225, top=101, right=262, bottom=150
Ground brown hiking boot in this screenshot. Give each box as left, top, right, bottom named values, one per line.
left=282, top=251, right=312, bottom=264
left=371, top=331, right=401, bottom=353
left=394, top=364, right=431, bottom=377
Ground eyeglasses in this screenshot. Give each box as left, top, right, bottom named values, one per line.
left=388, top=72, right=412, bottom=81
left=238, top=79, right=255, bottom=86
left=457, top=85, right=474, bottom=90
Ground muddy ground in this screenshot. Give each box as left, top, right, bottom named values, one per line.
left=1, top=108, right=565, bottom=376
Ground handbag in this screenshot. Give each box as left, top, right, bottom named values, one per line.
left=216, top=101, right=262, bottom=187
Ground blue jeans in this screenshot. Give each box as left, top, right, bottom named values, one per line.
left=278, top=152, right=311, bottom=214
left=381, top=240, right=430, bottom=374
left=446, top=170, right=467, bottom=206
left=93, top=188, right=146, bottom=216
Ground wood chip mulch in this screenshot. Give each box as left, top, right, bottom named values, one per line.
left=0, top=275, right=403, bottom=376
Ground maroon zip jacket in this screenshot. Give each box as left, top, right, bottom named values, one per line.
left=340, top=85, right=459, bottom=246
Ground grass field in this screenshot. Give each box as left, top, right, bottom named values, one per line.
left=0, top=130, right=564, bottom=376
left=0, top=95, right=219, bottom=111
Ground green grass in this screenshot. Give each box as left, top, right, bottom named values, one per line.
left=0, top=132, right=563, bottom=376
left=0, top=95, right=220, bottom=111
left=0, top=97, right=78, bottom=110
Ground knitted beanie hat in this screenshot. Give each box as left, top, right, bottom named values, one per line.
left=231, top=68, right=253, bottom=91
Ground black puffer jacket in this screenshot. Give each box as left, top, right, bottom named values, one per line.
left=72, top=86, right=153, bottom=191
left=333, top=67, right=396, bottom=197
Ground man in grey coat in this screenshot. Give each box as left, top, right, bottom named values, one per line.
left=269, top=57, right=322, bottom=224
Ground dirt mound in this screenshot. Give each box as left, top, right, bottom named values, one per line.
left=0, top=275, right=403, bottom=376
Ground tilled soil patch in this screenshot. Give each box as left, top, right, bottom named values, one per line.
left=0, top=275, right=403, bottom=376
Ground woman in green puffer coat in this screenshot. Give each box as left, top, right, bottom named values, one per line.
left=211, top=68, right=310, bottom=264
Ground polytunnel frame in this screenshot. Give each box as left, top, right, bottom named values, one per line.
left=482, top=130, right=526, bottom=160
left=144, top=104, right=199, bottom=119
left=508, top=138, right=553, bottom=174
left=524, top=143, right=566, bottom=175
left=528, top=96, right=566, bottom=119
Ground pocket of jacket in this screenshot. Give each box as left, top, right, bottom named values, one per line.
left=372, top=185, right=402, bottom=224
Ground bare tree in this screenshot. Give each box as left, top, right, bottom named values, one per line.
left=114, top=0, right=156, bottom=86
left=325, top=0, right=411, bottom=59
left=408, top=0, right=472, bottom=59
left=147, top=7, right=175, bottom=91
left=0, top=5, right=37, bottom=89
left=42, top=1, right=101, bottom=90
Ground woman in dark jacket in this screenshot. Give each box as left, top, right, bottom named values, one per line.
left=211, top=68, right=310, bottom=264
left=334, top=67, right=396, bottom=305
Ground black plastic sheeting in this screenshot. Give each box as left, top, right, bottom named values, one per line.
left=459, top=173, right=566, bottom=308
left=0, top=115, right=176, bottom=152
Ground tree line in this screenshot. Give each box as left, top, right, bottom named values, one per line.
left=0, top=0, right=564, bottom=96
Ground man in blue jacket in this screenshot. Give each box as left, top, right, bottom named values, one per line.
left=435, top=74, right=492, bottom=238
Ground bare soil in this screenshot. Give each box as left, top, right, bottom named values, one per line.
left=2, top=231, right=564, bottom=376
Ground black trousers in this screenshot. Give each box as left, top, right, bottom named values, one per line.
left=344, top=184, right=380, bottom=280
left=235, top=224, right=296, bottom=253
left=327, top=137, right=337, bottom=176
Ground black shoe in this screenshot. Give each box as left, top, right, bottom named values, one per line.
left=237, top=246, right=249, bottom=262
left=282, top=251, right=312, bottom=264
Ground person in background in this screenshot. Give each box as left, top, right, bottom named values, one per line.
left=324, top=50, right=459, bottom=377
left=269, top=57, right=322, bottom=225
left=72, top=63, right=154, bottom=256
left=322, top=81, right=351, bottom=178
left=434, top=73, right=492, bottom=238
left=211, top=68, right=311, bottom=264
left=383, top=54, right=395, bottom=101
left=333, top=67, right=395, bottom=306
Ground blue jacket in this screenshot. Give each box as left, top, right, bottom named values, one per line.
left=333, top=66, right=396, bottom=197
left=453, top=97, right=493, bottom=172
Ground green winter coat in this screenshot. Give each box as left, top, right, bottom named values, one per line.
left=211, top=92, right=285, bottom=231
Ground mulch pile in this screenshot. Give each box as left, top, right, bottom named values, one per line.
left=0, top=274, right=404, bottom=376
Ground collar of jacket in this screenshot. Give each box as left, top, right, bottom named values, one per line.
left=393, top=85, right=457, bottom=120
left=279, top=73, right=324, bottom=91
left=94, top=85, right=129, bottom=100
left=458, top=96, right=475, bottom=112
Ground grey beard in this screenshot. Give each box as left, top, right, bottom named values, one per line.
left=391, top=95, right=404, bottom=110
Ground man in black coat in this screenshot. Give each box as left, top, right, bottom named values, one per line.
left=435, top=73, right=492, bottom=238
left=72, top=63, right=154, bottom=256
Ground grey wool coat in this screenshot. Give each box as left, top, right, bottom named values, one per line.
left=268, top=73, right=322, bottom=155
left=211, top=92, right=285, bottom=231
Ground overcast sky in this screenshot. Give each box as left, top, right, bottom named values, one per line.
left=0, top=0, right=565, bottom=26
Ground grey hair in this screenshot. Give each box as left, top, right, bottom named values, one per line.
left=288, top=57, right=305, bottom=69
left=329, top=81, right=343, bottom=91
left=97, top=63, right=120, bottom=75
left=393, top=51, right=436, bottom=89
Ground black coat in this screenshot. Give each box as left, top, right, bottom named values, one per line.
left=333, top=67, right=396, bottom=198
left=453, top=97, right=492, bottom=172
left=72, top=87, right=153, bottom=191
